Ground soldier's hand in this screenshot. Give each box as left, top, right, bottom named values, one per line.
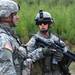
left=53, top=50, right=63, bottom=61
left=42, top=47, right=56, bottom=56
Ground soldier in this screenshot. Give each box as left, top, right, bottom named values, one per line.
left=26, top=10, right=69, bottom=75
left=0, top=0, right=27, bottom=75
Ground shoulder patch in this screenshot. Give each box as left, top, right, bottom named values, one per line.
left=4, top=41, right=13, bottom=52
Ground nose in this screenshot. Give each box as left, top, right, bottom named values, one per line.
left=41, top=23, right=44, bottom=26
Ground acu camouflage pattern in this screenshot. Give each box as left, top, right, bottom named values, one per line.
left=0, top=24, right=18, bottom=75
left=0, top=0, right=19, bottom=17
left=0, top=23, right=27, bottom=75
left=26, top=31, right=68, bottom=75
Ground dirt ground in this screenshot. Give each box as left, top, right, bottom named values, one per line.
left=69, top=62, right=75, bottom=75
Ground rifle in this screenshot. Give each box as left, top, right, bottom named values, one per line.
left=35, top=35, right=75, bottom=75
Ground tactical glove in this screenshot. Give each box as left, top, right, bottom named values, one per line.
left=53, top=50, right=63, bottom=61
left=42, top=47, right=56, bottom=56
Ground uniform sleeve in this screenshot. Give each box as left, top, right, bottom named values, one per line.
left=27, top=48, right=44, bottom=62
left=18, top=46, right=27, bottom=58
left=0, top=33, right=13, bottom=52
left=26, top=36, right=44, bottom=62
left=59, top=40, right=69, bottom=53
left=50, top=34, right=69, bottom=64
left=0, top=33, right=17, bottom=75
left=26, top=36, right=36, bottom=53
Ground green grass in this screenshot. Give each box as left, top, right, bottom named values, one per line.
left=16, top=0, right=75, bottom=44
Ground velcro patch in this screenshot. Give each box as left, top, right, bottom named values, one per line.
left=4, top=42, right=13, bottom=52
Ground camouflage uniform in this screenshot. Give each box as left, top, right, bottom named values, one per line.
left=0, top=24, right=20, bottom=75
left=0, top=0, right=26, bottom=75
left=26, top=31, right=68, bottom=75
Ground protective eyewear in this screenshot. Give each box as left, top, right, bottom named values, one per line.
left=38, top=21, right=48, bottom=25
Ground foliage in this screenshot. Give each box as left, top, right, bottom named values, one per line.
left=16, top=0, right=75, bottom=44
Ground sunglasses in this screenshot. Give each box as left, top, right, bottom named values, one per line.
left=37, top=21, right=48, bottom=25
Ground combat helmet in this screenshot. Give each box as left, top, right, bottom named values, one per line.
left=0, top=0, right=19, bottom=17
left=35, top=10, right=54, bottom=25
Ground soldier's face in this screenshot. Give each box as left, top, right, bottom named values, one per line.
left=6, top=13, right=19, bottom=27
left=0, top=13, right=19, bottom=27
left=38, top=22, right=49, bottom=32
